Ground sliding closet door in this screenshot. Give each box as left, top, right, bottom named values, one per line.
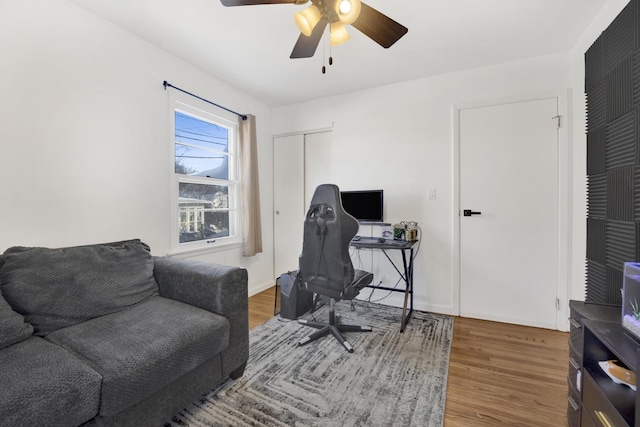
left=273, top=135, right=304, bottom=278
left=303, top=131, right=334, bottom=207
left=273, top=131, right=334, bottom=279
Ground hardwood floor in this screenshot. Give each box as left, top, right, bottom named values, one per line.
left=248, top=288, right=570, bottom=426
left=445, top=317, right=568, bottom=426
left=248, top=287, right=278, bottom=330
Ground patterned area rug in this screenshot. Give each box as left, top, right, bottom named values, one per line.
left=167, top=301, right=453, bottom=427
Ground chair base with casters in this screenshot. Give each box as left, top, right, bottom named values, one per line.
left=297, top=298, right=372, bottom=353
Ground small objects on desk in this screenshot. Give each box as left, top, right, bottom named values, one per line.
left=353, top=235, right=361, bottom=241
left=405, top=222, right=418, bottom=241
left=393, top=223, right=405, bottom=240
left=393, top=221, right=419, bottom=241
left=377, top=237, right=385, bottom=243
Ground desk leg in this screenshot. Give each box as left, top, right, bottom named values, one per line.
left=407, top=247, right=414, bottom=323
left=399, top=248, right=415, bottom=333
left=379, top=247, right=415, bottom=333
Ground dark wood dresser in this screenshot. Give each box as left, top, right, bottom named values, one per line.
left=568, top=301, right=621, bottom=426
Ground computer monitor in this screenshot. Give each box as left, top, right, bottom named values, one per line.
left=340, top=190, right=384, bottom=223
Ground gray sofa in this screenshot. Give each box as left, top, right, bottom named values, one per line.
left=0, top=239, right=249, bottom=427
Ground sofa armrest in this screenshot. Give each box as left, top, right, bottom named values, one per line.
left=152, top=256, right=249, bottom=377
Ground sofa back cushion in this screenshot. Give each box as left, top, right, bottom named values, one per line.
left=0, top=290, right=33, bottom=349
left=0, top=239, right=159, bottom=336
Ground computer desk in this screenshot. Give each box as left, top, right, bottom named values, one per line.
left=350, top=237, right=418, bottom=333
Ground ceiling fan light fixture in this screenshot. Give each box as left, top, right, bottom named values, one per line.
left=330, top=22, right=350, bottom=46
left=294, top=5, right=322, bottom=37
left=335, top=0, right=361, bottom=25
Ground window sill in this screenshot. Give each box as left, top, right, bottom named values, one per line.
left=167, top=241, right=242, bottom=258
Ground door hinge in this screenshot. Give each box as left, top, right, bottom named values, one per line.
left=556, top=298, right=560, bottom=310
left=552, top=115, right=561, bottom=128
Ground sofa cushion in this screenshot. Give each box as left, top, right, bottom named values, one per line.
left=46, top=296, right=230, bottom=417
left=0, top=239, right=159, bottom=335
left=0, top=336, right=102, bottom=426
left=0, top=289, right=33, bottom=350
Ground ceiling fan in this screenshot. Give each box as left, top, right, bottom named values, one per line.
left=220, top=0, right=408, bottom=59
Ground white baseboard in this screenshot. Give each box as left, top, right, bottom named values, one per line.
left=248, top=279, right=276, bottom=297
left=353, top=294, right=456, bottom=317
left=459, top=310, right=557, bottom=330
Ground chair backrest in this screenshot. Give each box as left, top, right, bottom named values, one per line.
left=298, top=184, right=359, bottom=300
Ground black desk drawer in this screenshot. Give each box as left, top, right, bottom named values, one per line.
left=582, top=371, right=628, bottom=427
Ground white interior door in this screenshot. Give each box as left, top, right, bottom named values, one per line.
left=273, top=135, right=304, bottom=278
left=459, top=98, right=559, bottom=329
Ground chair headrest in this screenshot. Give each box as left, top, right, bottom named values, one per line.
left=310, top=184, right=341, bottom=207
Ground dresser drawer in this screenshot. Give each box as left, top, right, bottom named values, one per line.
left=568, top=345, right=582, bottom=392
left=568, top=372, right=581, bottom=405
left=582, top=409, right=598, bottom=427
left=567, top=392, right=581, bottom=427
left=570, top=311, right=585, bottom=354
left=582, top=371, right=629, bottom=427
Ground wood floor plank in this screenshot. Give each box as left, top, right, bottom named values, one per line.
left=248, top=287, right=276, bottom=329
left=248, top=287, right=569, bottom=426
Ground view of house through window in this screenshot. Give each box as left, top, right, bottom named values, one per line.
left=173, top=107, right=238, bottom=247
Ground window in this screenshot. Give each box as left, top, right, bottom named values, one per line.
left=170, top=98, right=240, bottom=252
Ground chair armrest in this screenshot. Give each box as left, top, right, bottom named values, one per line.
left=152, top=256, right=249, bottom=376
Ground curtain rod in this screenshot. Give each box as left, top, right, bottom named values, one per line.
left=163, top=80, right=247, bottom=121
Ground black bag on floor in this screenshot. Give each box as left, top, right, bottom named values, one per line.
left=279, top=270, right=314, bottom=320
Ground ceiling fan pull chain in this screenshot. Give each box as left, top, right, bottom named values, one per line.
left=328, top=25, right=333, bottom=66
left=329, top=34, right=333, bottom=66
left=322, top=32, right=326, bottom=74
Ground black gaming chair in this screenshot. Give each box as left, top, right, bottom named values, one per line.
left=297, top=184, right=374, bottom=353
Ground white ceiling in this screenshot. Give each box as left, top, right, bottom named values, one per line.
left=70, top=0, right=608, bottom=106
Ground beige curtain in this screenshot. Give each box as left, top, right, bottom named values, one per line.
left=239, top=114, right=263, bottom=256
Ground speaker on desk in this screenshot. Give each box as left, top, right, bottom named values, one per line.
left=279, top=271, right=314, bottom=320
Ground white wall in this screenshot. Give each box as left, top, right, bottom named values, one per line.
left=0, top=0, right=275, bottom=294
left=273, top=53, right=571, bottom=315
left=2, top=0, right=629, bottom=309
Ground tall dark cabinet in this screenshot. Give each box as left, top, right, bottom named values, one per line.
left=585, top=0, right=640, bottom=305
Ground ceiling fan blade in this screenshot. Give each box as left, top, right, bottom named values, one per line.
left=290, top=19, right=328, bottom=59
left=220, top=0, right=301, bottom=6
left=351, top=2, right=408, bottom=48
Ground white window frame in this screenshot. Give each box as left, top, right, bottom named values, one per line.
left=169, top=93, right=242, bottom=255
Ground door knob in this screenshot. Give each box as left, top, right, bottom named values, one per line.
left=463, top=209, right=482, bottom=217
left=275, top=211, right=280, bottom=215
